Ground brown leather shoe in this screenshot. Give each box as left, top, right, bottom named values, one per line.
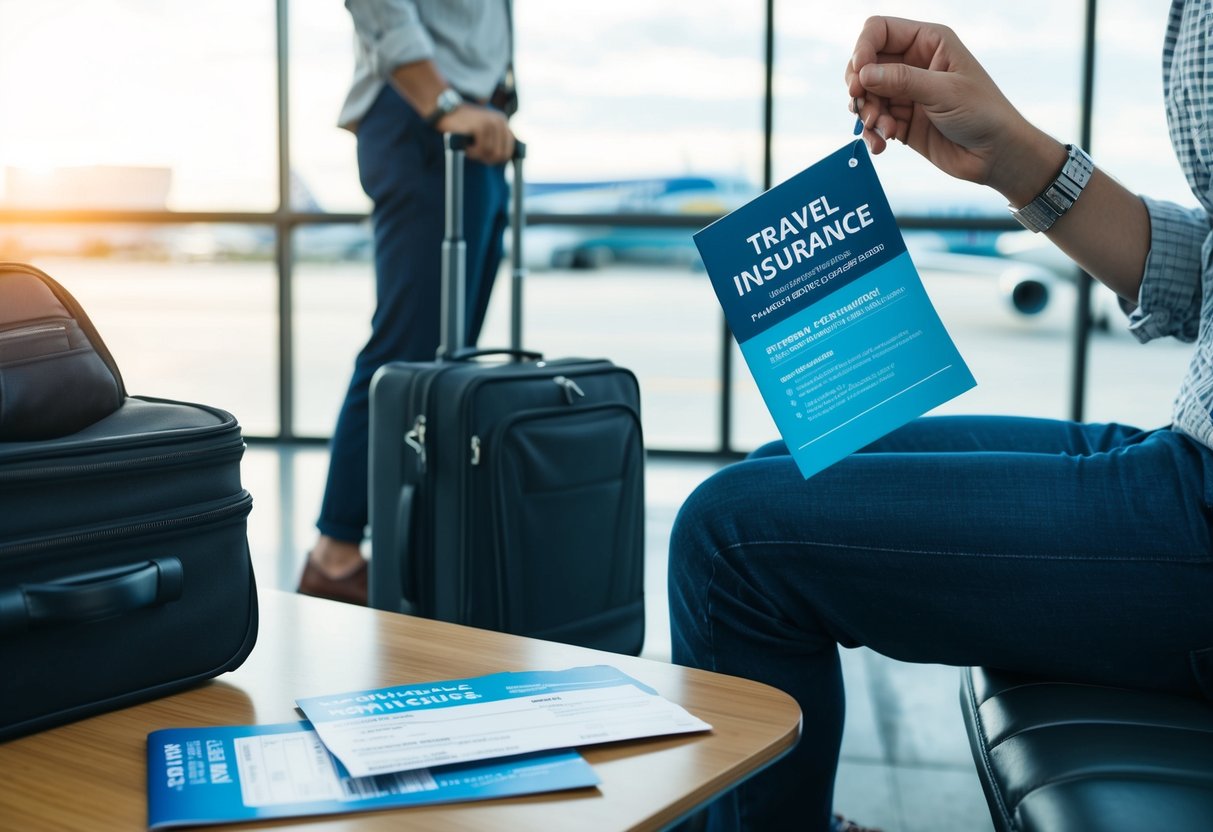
left=297, top=557, right=368, bottom=606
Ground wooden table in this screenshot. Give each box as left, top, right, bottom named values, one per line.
left=0, top=590, right=800, bottom=831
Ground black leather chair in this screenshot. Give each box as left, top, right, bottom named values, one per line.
left=960, top=666, right=1213, bottom=831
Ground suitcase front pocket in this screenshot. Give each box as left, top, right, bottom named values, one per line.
left=487, top=403, right=644, bottom=652
left=0, top=316, right=122, bottom=440
left=0, top=321, right=70, bottom=363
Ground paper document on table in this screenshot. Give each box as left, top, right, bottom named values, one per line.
left=146, top=721, right=597, bottom=828
left=295, top=665, right=712, bottom=779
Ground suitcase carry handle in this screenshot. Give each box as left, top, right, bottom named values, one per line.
left=439, top=134, right=528, bottom=361
left=0, top=557, right=183, bottom=635
left=448, top=346, right=543, bottom=363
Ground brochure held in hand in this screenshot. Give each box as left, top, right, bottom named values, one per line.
left=695, top=140, right=975, bottom=478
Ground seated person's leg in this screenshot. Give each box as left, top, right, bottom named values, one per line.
left=670, top=417, right=1213, bottom=831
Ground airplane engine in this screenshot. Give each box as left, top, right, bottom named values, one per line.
left=998, top=264, right=1055, bottom=316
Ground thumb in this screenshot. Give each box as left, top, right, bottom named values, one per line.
left=858, top=62, right=940, bottom=105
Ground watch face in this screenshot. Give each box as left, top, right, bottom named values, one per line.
left=438, top=88, right=463, bottom=114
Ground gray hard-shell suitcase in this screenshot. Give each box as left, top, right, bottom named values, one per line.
left=0, top=263, right=256, bottom=740
left=368, top=136, right=645, bottom=654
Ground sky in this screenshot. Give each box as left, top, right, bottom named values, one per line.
left=0, top=0, right=1195, bottom=215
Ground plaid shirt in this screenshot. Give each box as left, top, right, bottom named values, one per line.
left=1129, top=1, right=1213, bottom=446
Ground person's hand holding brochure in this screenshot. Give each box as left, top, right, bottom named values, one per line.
left=695, top=139, right=975, bottom=478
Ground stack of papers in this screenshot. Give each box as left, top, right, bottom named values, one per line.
left=146, top=665, right=711, bottom=828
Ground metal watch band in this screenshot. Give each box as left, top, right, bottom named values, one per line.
left=1010, top=144, right=1094, bottom=233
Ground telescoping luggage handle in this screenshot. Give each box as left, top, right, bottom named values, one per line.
left=439, top=133, right=536, bottom=362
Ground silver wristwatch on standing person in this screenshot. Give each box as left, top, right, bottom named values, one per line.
left=1010, top=144, right=1094, bottom=233
left=425, top=87, right=464, bottom=128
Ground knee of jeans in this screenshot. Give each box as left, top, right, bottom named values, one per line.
left=669, top=466, right=747, bottom=579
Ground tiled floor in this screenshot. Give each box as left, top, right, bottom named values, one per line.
left=242, top=444, right=994, bottom=832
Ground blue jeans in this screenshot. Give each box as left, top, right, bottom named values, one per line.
left=669, top=415, right=1213, bottom=831
left=317, top=87, right=509, bottom=543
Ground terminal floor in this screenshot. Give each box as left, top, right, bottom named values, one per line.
left=244, top=444, right=994, bottom=832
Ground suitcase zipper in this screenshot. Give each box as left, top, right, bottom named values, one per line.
left=552, top=375, right=586, bottom=405
left=0, top=321, right=67, bottom=342
left=462, top=367, right=631, bottom=470
left=0, top=491, right=253, bottom=558
left=405, top=415, right=427, bottom=471
left=0, top=439, right=245, bottom=482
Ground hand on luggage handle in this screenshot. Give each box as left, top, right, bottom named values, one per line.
left=0, top=557, right=183, bottom=635
left=445, top=133, right=527, bottom=160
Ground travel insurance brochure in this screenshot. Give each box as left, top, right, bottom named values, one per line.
left=295, top=665, right=712, bottom=779
left=695, top=141, right=975, bottom=478
left=147, top=721, right=596, bottom=828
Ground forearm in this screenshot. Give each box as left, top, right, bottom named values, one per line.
left=995, top=125, right=1149, bottom=304
left=388, top=58, right=449, bottom=119
left=846, top=17, right=1151, bottom=303
left=389, top=57, right=514, bottom=164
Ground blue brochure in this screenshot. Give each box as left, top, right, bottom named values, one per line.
left=695, top=142, right=975, bottom=478
left=146, top=721, right=597, bottom=828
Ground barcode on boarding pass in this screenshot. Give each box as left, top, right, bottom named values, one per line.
left=340, top=769, right=439, bottom=800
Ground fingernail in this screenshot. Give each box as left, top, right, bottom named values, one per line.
left=874, top=125, right=887, bottom=141
left=863, top=65, right=886, bottom=85
left=851, top=96, right=865, bottom=114
left=850, top=52, right=859, bottom=71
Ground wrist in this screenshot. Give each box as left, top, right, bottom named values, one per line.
left=1008, top=143, right=1094, bottom=233
left=991, top=127, right=1067, bottom=208
left=432, top=104, right=466, bottom=133
left=425, top=87, right=465, bottom=129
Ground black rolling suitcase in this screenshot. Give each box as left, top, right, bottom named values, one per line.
left=368, top=136, right=645, bottom=654
left=0, top=263, right=257, bottom=740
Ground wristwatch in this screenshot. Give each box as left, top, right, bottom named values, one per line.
left=425, top=88, right=464, bottom=128
left=1010, top=144, right=1094, bottom=233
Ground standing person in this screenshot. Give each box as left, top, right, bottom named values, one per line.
left=670, top=8, right=1213, bottom=832
left=298, top=0, right=518, bottom=605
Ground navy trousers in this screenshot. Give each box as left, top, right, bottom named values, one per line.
left=317, top=87, right=509, bottom=543
left=670, top=415, right=1213, bottom=831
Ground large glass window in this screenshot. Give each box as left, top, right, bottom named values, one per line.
left=507, top=1, right=765, bottom=449
left=0, top=1, right=277, bottom=211
left=0, top=1, right=1172, bottom=451
left=1085, top=0, right=1198, bottom=430
left=15, top=226, right=279, bottom=435
left=291, top=224, right=375, bottom=438
left=728, top=2, right=1092, bottom=451
left=513, top=0, right=765, bottom=186
left=289, top=0, right=367, bottom=215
